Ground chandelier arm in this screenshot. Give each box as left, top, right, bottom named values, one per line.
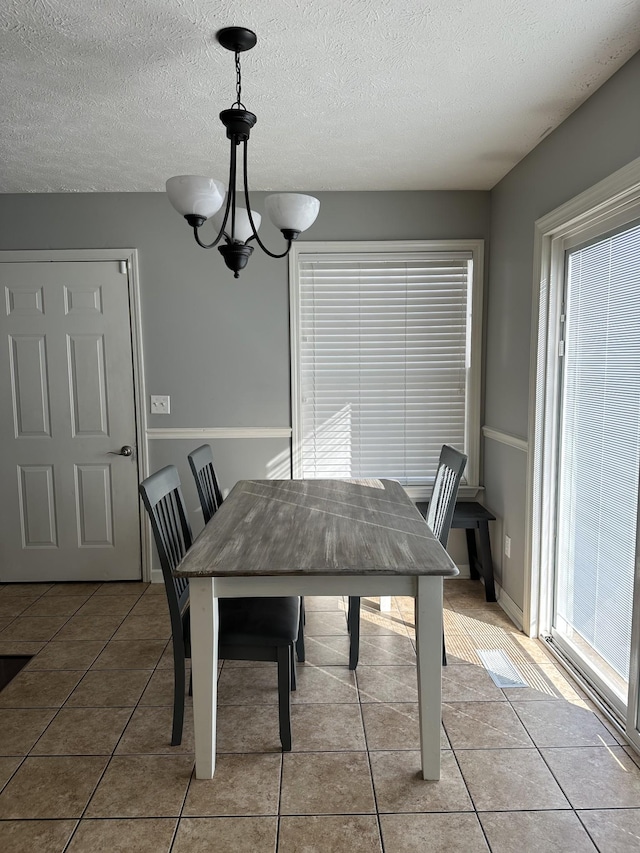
left=242, top=141, right=293, bottom=259
left=192, top=138, right=237, bottom=249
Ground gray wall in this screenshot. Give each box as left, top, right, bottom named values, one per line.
left=3, top=47, right=639, bottom=597
left=485, top=50, right=640, bottom=611
left=0, top=190, right=490, bottom=557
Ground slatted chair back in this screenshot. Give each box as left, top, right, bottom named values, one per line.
left=188, top=444, right=223, bottom=524
left=425, top=444, right=468, bottom=548
left=139, top=465, right=192, bottom=638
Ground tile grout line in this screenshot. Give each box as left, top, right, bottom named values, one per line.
left=448, top=736, right=494, bottom=851
left=574, top=808, right=606, bottom=852
left=354, top=664, right=386, bottom=853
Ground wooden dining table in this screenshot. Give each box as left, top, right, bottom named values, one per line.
left=173, top=477, right=458, bottom=779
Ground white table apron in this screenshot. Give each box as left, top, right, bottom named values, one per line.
left=189, top=573, right=444, bottom=780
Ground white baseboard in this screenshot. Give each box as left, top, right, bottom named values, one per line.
left=495, top=581, right=524, bottom=632
left=445, top=573, right=523, bottom=632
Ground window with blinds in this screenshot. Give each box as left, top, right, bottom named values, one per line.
left=290, top=244, right=482, bottom=489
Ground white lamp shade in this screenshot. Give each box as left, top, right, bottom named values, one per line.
left=265, top=193, right=320, bottom=233
left=166, top=175, right=225, bottom=219
left=212, top=205, right=261, bottom=244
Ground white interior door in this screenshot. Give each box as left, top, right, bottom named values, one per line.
left=0, top=259, right=141, bottom=581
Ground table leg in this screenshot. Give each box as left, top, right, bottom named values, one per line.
left=379, top=595, right=392, bottom=612
left=190, top=576, right=219, bottom=779
left=415, top=575, right=443, bottom=780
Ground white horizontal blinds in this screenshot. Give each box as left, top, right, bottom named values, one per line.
left=298, top=252, right=471, bottom=485
left=556, top=221, right=640, bottom=681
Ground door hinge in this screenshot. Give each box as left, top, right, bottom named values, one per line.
left=558, top=340, right=565, bottom=357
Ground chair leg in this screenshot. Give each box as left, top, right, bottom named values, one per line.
left=184, top=616, right=193, bottom=695
left=296, top=597, right=305, bottom=663
left=466, top=527, right=480, bottom=580
left=290, top=642, right=297, bottom=692
left=478, top=522, right=497, bottom=602
left=348, top=596, right=360, bottom=671
left=277, top=645, right=292, bottom=751
left=172, top=639, right=186, bottom=746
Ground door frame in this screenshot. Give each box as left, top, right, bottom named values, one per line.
left=526, top=155, right=640, bottom=639
left=526, top=157, right=640, bottom=742
left=0, top=248, right=151, bottom=581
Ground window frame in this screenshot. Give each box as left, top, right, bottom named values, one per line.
left=289, top=239, right=484, bottom=499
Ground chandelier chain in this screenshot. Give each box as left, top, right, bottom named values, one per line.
left=233, top=51, right=245, bottom=109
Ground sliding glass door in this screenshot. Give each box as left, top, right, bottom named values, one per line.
left=551, top=220, right=640, bottom=718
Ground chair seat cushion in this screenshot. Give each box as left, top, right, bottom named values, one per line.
left=219, top=596, right=300, bottom=646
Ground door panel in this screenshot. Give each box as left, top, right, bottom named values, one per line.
left=18, top=465, right=57, bottom=547
left=0, top=260, right=141, bottom=581
left=551, top=221, right=640, bottom=713
left=9, top=334, right=51, bottom=436
left=75, top=463, right=114, bottom=547
left=68, top=334, right=109, bottom=435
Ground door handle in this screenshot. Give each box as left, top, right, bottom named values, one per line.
left=108, top=445, right=134, bottom=457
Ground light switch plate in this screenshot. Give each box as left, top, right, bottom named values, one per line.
left=150, top=395, right=170, bottom=414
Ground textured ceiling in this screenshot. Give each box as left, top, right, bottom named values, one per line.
left=1, top=0, right=639, bottom=193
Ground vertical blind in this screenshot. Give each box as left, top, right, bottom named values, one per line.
left=297, top=252, right=472, bottom=485
left=555, top=221, right=640, bottom=681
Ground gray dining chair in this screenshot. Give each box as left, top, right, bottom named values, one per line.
left=347, top=444, right=468, bottom=669
left=139, top=464, right=300, bottom=750
left=187, top=442, right=223, bottom=517
left=188, top=443, right=306, bottom=663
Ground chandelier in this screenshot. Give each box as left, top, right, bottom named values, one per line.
left=166, top=27, right=320, bottom=278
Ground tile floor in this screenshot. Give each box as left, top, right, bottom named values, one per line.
left=0, top=578, right=640, bottom=851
